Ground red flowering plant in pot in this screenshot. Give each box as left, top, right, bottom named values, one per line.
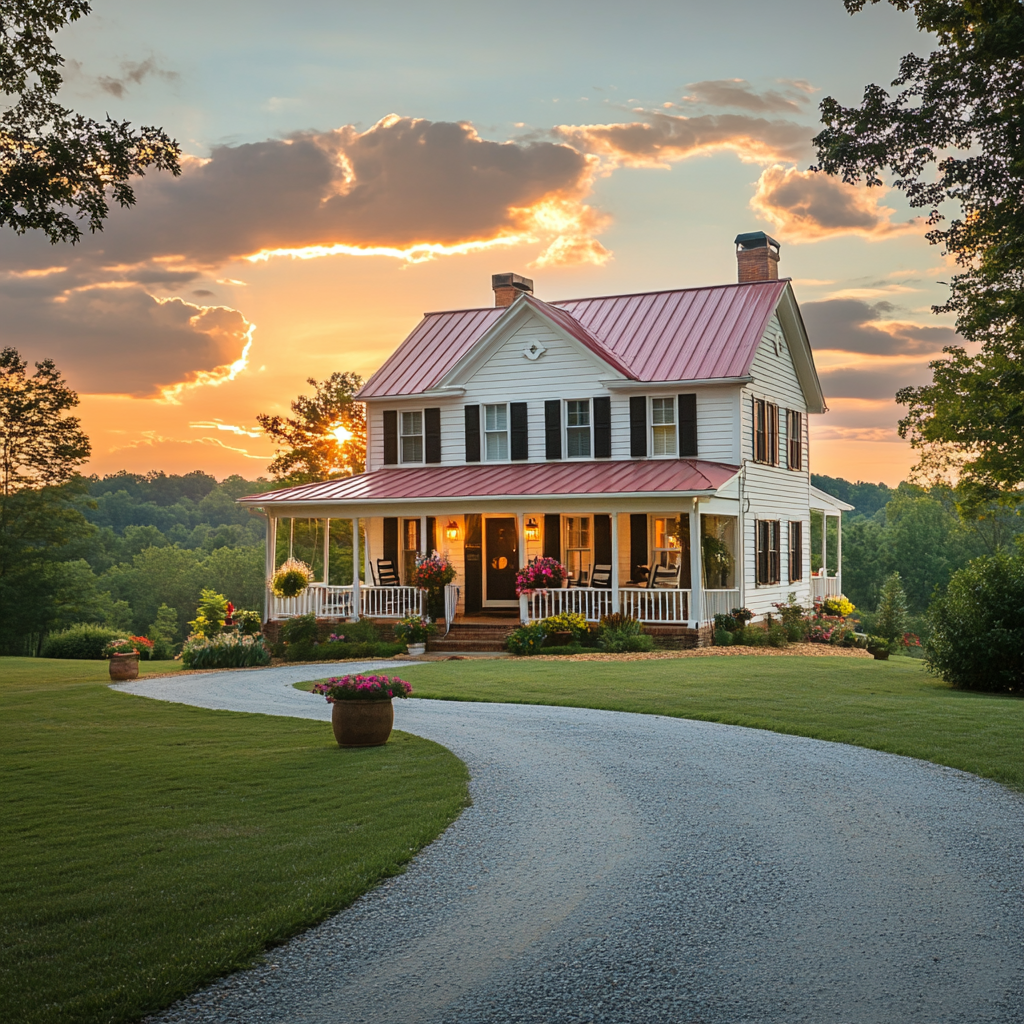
left=413, top=553, right=457, bottom=621
left=103, top=636, right=155, bottom=681
left=312, top=674, right=413, bottom=748
left=515, top=557, right=568, bottom=596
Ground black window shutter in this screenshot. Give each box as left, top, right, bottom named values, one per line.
left=771, top=521, right=781, bottom=583
left=629, top=513, right=648, bottom=582
left=677, top=394, right=697, bottom=457
left=463, top=514, right=482, bottom=614
left=755, top=520, right=767, bottom=585
left=543, top=514, right=561, bottom=560
left=464, top=405, right=481, bottom=463
left=510, top=402, right=529, bottom=460
left=594, top=514, right=612, bottom=566
left=424, top=407, right=441, bottom=463
left=383, top=410, right=398, bottom=465
left=629, top=396, right=647, bottom=457
left=544, top=400, right=561, bottom=459
left=383, top=517, right=399, bottom=570
left=593, top=396, right=611, bottom=458
left=426, top=517, right=436, bottom=554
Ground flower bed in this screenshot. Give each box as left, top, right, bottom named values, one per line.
left=312, top=674, right=412, bottom=701
left=180, top=632, right=272, bottom=670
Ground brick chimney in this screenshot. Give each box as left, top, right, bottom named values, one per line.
left=734, top=231, right=781, bottom=282
left=492, top=272, right=534, bottom=307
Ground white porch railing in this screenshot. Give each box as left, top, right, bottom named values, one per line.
left=268, top=585, right=422, bottom=620
left=811, top=575, right=841, bottom=602
left=526, top=587, right=692, bottom=624
left=360, top=586, right=423, bottom=619
left=702, top=589, right=742, bottom=621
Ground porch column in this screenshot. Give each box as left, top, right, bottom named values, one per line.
left=264, top=516, right=277, bottom=624
left=363, top=521, right=371, bottom=584
left=516, top=512, right=528, bottom=624
left=836, top=513, right=843, bottom=593
left=420, top=515, right=428, bottom=557
left=288, top=518, right=294, bottom=559
left=351, top=518, right=361, bottom=621
left=610, top=512, right=620, bottom=613
left=821, top=513, right=827, bottom=578
left=322, top=518, right=330, bottom=584
left=688, top=498, right=703, bottom=629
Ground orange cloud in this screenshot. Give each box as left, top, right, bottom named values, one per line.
left=750, top=165, right=922, bottom=242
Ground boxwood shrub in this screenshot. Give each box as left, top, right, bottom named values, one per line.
left=41, top=624, right=129, bottom=660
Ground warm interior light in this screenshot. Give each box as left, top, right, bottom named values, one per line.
left=445, top=520, right=460, bottom=541
left=525, top=517, right=540, bottom=541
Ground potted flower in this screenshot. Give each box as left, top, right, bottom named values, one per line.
left=312, top=673, right=412, bottom=747
left=515, top=557, right=567, bottom=595
left=394, top=616, right=436, bottom=656
left=413, top=553, right=457, bottom=621
left=103, top=636, right=155, bottom=681
left=865, top=635, right=891, bottom=660
left=269, top=558, right=314, bottom=598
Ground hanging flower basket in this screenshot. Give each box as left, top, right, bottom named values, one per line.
left=270, top=558, right=314, bottom=598
left=515, top=557, right=567, bottom=596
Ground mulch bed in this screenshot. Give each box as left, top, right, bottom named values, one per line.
left=533, top=644, right=873, bottom=662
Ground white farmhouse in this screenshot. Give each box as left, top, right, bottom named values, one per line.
left=240, top=231, right=851, bottom=648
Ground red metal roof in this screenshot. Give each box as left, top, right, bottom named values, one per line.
left=358, top=280, right=789, bottom=398
left=241, top=459, right=740, bottom=506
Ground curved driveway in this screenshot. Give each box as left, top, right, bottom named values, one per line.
left=118, top=665, right=1024, bottom=1024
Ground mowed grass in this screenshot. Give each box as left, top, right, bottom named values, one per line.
left=301, top=655, right=1023, bottom=792
left=0, top=658, right=470, bottom=1024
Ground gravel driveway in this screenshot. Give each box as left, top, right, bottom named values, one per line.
left=117, top=665, right=1024, bottom=1024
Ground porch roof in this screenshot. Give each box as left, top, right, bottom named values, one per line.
left=239, top=459, right=741, bottom=508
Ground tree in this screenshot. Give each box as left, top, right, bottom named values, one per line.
left=1, top=0, right=180, bottom=243
left=875, top=571, right=909, bottom=646
left=256, top=372, right=366, bottom=484
left=0, top=347, right=92, bottom=651
left=812, top=1, right=1024, bottom=500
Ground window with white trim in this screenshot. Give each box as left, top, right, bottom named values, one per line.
left=786, top=410, right=803, bottom=471
left=484, top=403, right=509, bottom=461
left=566, top=400, right=591, bottom=458
left=651, top=397, right=677, bottom=456
left=564, top=516, right=591, bottom=582
left=400, top=410, right=423, bottom=463
left=756, top=519, right=781, bottom=585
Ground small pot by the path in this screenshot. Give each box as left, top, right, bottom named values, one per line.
left=407, top=643, right=427, bottom=657
left=108, top=653, right=139, bottom=681
left=332, top=699, right=394, bottom=747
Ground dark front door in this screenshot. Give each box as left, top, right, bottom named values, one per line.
left=485, top=517, right=518, bottom=604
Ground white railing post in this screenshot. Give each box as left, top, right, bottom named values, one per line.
left=610, top=513, right=620, bottom=614
left=351, top=518, right=360, bottom=621
left=689, top=499, right=704, bottom=629
left=264, top=515, right=277, bottom=624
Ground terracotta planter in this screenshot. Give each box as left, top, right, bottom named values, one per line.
left=331, top=699, right=394, bottom=747
left=108, top=653, right=139, bottom=681
left=869, top=648, right=890, bottom=661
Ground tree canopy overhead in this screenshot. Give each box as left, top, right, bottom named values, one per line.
left=1, top=0, right=180, bottom=243
left=813, top=0, right=1024, bottom=504
left=257, top=372, right=367, bottom=484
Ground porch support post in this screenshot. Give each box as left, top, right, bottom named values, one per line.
left=323, top=518, right=330, bottom=584
left=264, top=516, right=277, bottom=624
left=420, top=515, right=428, bottom=557
left=289, top=518, right=294, bottom=559
left=351, top=518, right=361, bottom=621
left=836, top=513, right=842, bottom=593
left=688, top=498, right=703, bottom=630
left=516, top=512, right=528, bottom=624
left=610, top=512, right=620, bottom=613
left=363, top=521, right=371, bottom=584
left=821, top=513, right=827, bottom=578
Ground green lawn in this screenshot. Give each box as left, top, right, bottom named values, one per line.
left=300, top=655, right=1023, bottom=792
left=0, top=658, right=469, bottom=1024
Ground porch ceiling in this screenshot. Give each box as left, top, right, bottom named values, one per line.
left=240, top=459, right=741, bottom=515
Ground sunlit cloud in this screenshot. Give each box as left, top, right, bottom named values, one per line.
left=190, top=419, right=264, bottom=438
left=247, top=234, right=526, bottom=265
left=750, top=165, right=923, bottom=242
left=158, top=317, right=256, bottom=404
left=108, top=430, right=266, bottom=459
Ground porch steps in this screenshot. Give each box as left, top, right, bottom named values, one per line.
left=429, top=622, right=515, bottom=653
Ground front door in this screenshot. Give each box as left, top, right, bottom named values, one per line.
left=484, top=517, right=518, bottom=605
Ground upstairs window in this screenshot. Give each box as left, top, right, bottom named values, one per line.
left=566, top=400, right=591, bottom=458
left=756, top=519, right=781, bottom=585
left=651, top=398, right=677, bottom=456
left=753, top=399, right=779, bottom=465
left=484, top=403, right=509, bottom=461
left=789, top=520, right=803, bottom=581
left=400, top=410, right=423, bottom=463
left=787, top=410, right=803, bottom=470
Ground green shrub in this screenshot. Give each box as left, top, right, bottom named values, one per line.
left=280, top=613, right=317, bottom=646
left=41, top=624, right=128, bottom=660
left=714, top=613, right=738, bottom=632
left=713, top=628, right=733, bottom=646
left=599, top=630, right=655, bottom=653
left=506, top=622, right=547, bottom=655
left=536, top=643, right=585, bottom=656
left=736, top=625, right=768, bottom=647
left=233, top=609, right=262, bottom=635
left=179, top=633, right=272, bottom=670
left=926, top=551, right=1024, bottom=693
left=876, top=572, right=909, bottom=645
left=766, top=622, right=789, bottom=648
left=784, top=620, right=806, bottom=643
left=344, top=617, right=381, bottom=643
left=541, top=611, right=589, bottom=642
left=283, top=639, right=404, bottom=662
left=189, top=589, right=229, bottom=638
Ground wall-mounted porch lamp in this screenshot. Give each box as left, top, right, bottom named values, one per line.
left=445, top=519, right=460, bottom=541
left=525, top=517, right=540, bottom=541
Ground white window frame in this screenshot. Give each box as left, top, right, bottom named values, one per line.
left=400, top=409, right=424, bottom=464
left=563, top=515, right=592, bottom=583
left=483, top=403, right=510, bottom=462
left=650, top=396, right=677, bottom=458
left=565, top=399, right=592, bottom=459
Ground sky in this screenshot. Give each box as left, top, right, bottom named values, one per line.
left=0, top=0, right=961, bottom=486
